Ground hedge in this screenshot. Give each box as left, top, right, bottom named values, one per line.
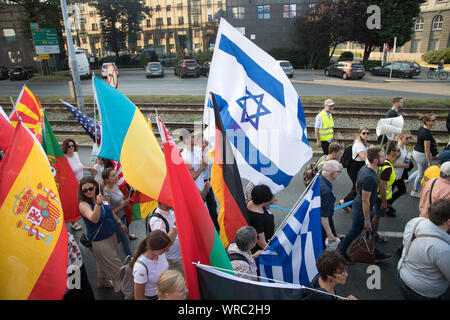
left=338, top=51, right=354, bottom=61
left=422, top=48, right=450, bottom=64
left=268, top=47, right=308, bottom=68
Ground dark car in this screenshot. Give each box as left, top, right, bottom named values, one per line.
left=174, top=59, right=200, bottom=78
left=0, top=66, right=9, bottom=80
left=200, top=61, right=210, bottom=77
left=369, top=61, right=421, bottom=78
left=9, top=67, right=32, bottom=80
left=324, top=61, right=365, bottom=80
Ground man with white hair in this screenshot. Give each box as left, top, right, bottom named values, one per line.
left=315, top=99, right=335, bottom=155
left=320, top=160, right=345, bottom=249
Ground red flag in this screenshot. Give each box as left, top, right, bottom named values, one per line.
left=0, top=111, right=14, bottom=152
left=156, top=116, right=233, bottom=300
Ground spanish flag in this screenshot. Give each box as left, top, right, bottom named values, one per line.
left=9, top=85, right=44, bottom=143
left=210, top=94, right=249, bottom=248
left=0, top=122, right=68, bottom=300
left=92, top=76, right=172, bottom=206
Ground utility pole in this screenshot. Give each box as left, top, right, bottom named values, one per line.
left=60, top=0, right=85, bottom=113
left=389, top=37, right=397, bottom=79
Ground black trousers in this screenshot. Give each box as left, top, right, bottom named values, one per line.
left=321, top=141, right=330, bottom=155
left=343, top=160, right=365, bottom=203
left=388, top=171, right=408, bottom=205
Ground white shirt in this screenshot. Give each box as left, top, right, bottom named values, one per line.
left=149, top=208, right=181, bottom=260
left=181, top=146, right=205, bottom=192
left=352, top=141, right=368, bottom=162
left=65, top=151, right=84, bottom=181
left=398, top=217, right=450, bottom=298
left=393, top=145, right=408, bottom=179
left=133, top=254, right=169, bottom=298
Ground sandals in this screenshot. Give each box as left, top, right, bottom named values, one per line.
left=71, top=222, right=83, bottom=231
left=128, top=233, right=138, bottom=240
left=375, top=234, right=388, bottom=243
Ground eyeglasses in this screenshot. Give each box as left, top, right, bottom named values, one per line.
left=81, top=186, right=95, bottom=193
left=68, top=144, right=75, bottom=148
left=361, top=132, right=369, bottom=135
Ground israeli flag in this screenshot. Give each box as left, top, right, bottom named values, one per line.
left=204, top=19, right=312, bottom=194
left=257, top=176, right=323, bottom=286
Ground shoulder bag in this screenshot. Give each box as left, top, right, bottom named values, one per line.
left=349, top=231, right=376, bottom=264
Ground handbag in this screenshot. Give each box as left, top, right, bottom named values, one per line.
left=349, top=232, right=376, bottom=264
left=80, top=212, right=104, bottom=248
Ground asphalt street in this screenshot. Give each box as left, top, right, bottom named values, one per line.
left=69, top=146, right=424, bottom=301
left=1, top=68, right=450, bottom=98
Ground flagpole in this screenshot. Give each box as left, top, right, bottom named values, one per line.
left=266, top=173, right=319, bottom=249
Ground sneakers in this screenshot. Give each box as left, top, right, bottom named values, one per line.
left=410, top=190, right=420, bottom=198
left=375, top=252, right=392, bottom=263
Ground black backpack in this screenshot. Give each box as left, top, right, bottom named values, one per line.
left=145, top=209, right=170, bottom=234
left=340, top=145, right=354, bottom=168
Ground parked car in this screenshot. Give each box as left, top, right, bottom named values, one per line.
left=324, top=61, right=365, bottom=80
left=145, top=62, right=164, bottom=78
left=200, top=61, right=210, bottom=77
left=174, top=59, right=200, bottom=78
left=369, top=61, right=421, bottom=78
left=8, top=67, right=32, bottom=80
left=0, top=66, right=8, bottom=80
left=101, top=62, right=118, bottom=78
left=278, top=60, right=294, bottom=78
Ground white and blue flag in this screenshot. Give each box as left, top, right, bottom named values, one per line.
left=257, top=176, right=323, bottom=286
left=204, top=19, right=312, bottom=194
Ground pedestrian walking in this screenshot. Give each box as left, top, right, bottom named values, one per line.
left=316, top=142, right=343, bottom=171
left=315, top=99, right=335, bottom=155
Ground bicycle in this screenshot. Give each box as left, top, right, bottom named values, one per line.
left=427, top=67, right=448, bottom=80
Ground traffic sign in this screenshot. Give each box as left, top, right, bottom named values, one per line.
left=107, top=64, right=118, bottom=89
left=30, top=23, right=60, bottom=55
left=38, top=54, right=50, bottom=60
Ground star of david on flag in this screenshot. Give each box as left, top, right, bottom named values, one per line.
left=236, top=88, right=271, bottom=130
left=203, top=18, right=312, bottom=193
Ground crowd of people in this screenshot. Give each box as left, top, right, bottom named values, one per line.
left=47, top=96, right=450, bottom=300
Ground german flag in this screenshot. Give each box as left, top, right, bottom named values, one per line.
left=210, top=93, right=249, bottom=248
left=9, top=85, right=44, bottom=143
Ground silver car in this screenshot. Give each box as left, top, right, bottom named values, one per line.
left=278, top=60, right=294, bottom=78
left=146, top=62, right=164, bottom=78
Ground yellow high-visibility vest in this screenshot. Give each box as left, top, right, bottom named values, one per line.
left=318, top=111, right=334, bottom=141
left=377, top=159, right=396, bottom=200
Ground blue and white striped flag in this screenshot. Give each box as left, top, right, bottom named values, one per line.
left=257, top=176, right=323, bottom=286
left=203, top=18, right=312, bottom=194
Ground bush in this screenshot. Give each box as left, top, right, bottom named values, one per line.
left=422, top=48, right=450, bottom=64
left=139, top=54, right=147, bottom=68
left=338, top=51, right=354, bottom=61
left=198, top=50, right=213, bottom=65
left=102, top=55, right=117, bottom=63
left=269, top=47, right=307, bottom=68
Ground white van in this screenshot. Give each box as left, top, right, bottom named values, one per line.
left=74, top=47, right=91, bottom=79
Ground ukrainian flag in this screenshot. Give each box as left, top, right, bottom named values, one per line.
left=93, top=77, right=171, bottom=206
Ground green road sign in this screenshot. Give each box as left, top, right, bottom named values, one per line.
left=30, top=23, right=60, bottom=54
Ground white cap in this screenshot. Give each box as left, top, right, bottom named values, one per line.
left=440, top=161, right=450, bottom=177
left=324, top=99, right=335, bottom=106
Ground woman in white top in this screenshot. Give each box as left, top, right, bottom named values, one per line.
left=62, top=138, right=96, bottom=231
left=388, top=131, right=413, bottom=216
left=131, top=230, right=171, bottom=300
left=339, top=127, right=370, bottom=210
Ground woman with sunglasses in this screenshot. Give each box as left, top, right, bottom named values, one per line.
left=78, top=176, right=125, bottom=291
left=387, top=131, right=413, bottom=216
left=410, top=115, right=438, bottom=197
left=339, top=127, right=370, bottom=210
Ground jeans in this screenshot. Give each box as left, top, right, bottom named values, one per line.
left=412, top=150, right=428, bottom=192
left=115, top=216, right=133, bottom=257
left=339, top=204, right=381, bottom=258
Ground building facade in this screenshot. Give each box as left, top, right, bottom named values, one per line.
left=225, top=0, right=321, bottom=52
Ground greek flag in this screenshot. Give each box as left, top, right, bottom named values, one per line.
left=203, top=19, right=312, bottom=194
left=257, top=176, right=323, bottom=286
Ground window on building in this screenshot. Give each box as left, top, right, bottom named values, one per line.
left=170, top=44, right=175, bottom=49
left=257, top=5, right=270, bottom=20
left=208, top=14, right=213, bottom=23
left=169, top=32, right=174, bottom=39
left=89, top=11, right=95, bottom=17
left=232, top=6, right=245, bottom=20
left=207, top=0, right=212, bottom=8
left=177, top=3, right=183, bottom=10
left=410, top=40, right=420, bottom=53
left=167, top=17, right=172, bottom=26
left=428, top=39, right=439, bottom=51
left=92, top=23, right=98, bottom=31
left=195, top=43, right=200, bottom=49
left=95, top=37, right=100, bottom=43
left=283, top=4, right=296, bottom=18
left=156, top=18, right=163, bottom=26
left=194, top=30, right=200, bottom=37
left=156, top=5, right=161, bottom=12
left=193, top=15, right=199, bottom=26
left=432, top=15, right=443, bottom=30
left=218, top=1, right=223, bottom=8
left=166, top=5, right=171, bottom=11
left=146, top=19, right=151, bottom=27
left=178, top=16, right=184, bottom=25
left=414, top=17, right=424, bottom=31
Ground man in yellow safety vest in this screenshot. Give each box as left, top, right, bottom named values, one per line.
left=373, top=141, right=400, bottom=243
left=314, top=99, right=335, bottom=155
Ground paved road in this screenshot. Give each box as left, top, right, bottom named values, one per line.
left=70, top=146, right=423, bottom=300
left=1, top=69, right=450, bottom=98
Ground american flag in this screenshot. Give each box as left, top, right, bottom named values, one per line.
left=62, top=100, right=101, bottom=145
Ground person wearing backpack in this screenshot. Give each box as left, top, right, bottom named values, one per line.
left=146, top=203, right=182, bottom=274
left=131, top=230, right=171, bottom=300
left=339, top=127, right=370, bottom=210
left=316, top=142, right=343, bottom=171
left=227, top=226, right=262, bottom=281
